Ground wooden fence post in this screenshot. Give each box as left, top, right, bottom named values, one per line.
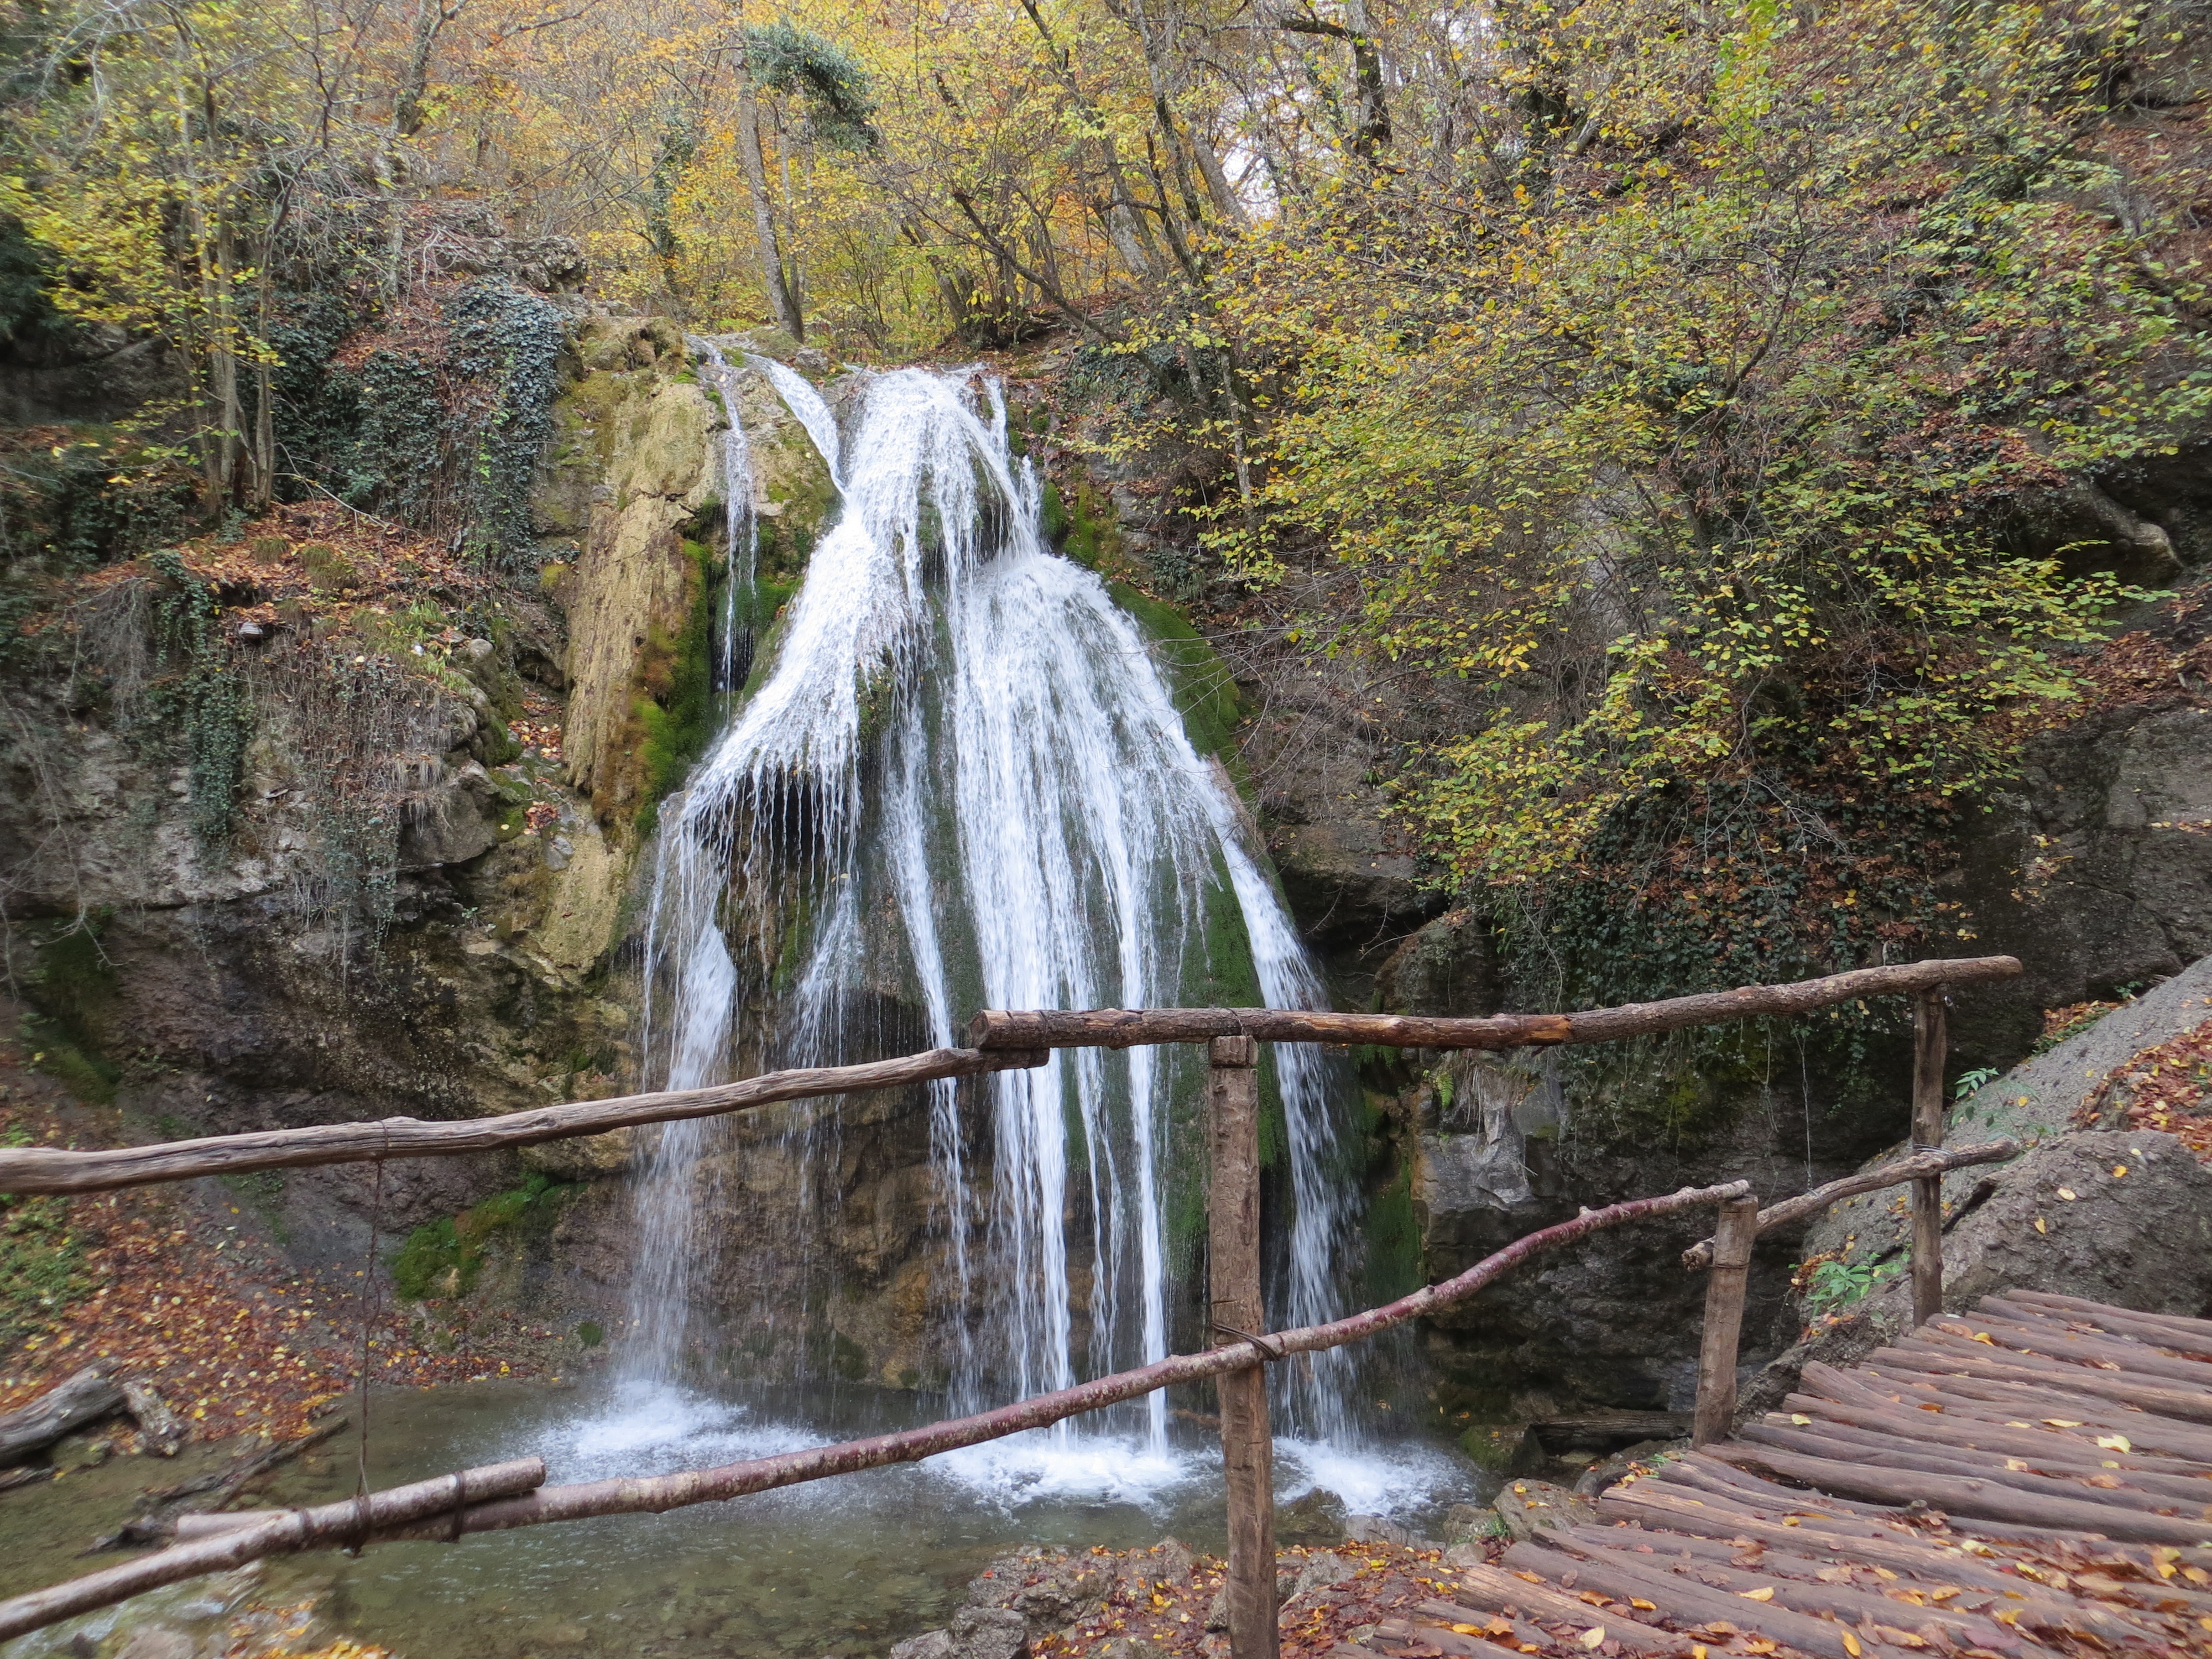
left=1208, top=1033, right=1277, bottom=1659
left=1911, top=989, right=1948, bottom=1326
left=1692, top=1196, right=1759, bottom=1447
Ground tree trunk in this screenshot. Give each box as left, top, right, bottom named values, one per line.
left=0, top=1368, right=125, bottom=1466
left=734, top=34, right=804, bottom=340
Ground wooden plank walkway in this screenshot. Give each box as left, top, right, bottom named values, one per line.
left=1358, top=1292, right=2212, bottom=1658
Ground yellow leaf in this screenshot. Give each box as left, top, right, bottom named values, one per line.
left=2057, top=1187, right=2077, bottom=1201
left=1841, top=1635, right=1861, bottom=1658
left=2094, top=1434, right=2130, bottom=1452
left=1579, top=1627, right=1606, bottom=1650
left=1789, top=1413, right=1812, bottom=1425
left=1739, top=1586, right=1775, bottom=1601
left=2113, top=1165, right=2128, bottom=1177
left=2044, top=1418, right=2082, bottom=1427
left=1451, top=1625, right=1482, bottom=1635
left=2033, top=1216, right=2048, bottom=1234
left=1630, top=1600, right=1655, bottom=1611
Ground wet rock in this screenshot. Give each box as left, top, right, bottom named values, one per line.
left=893, top=1606, right=1031, bottom=1659
left=1284, top=1550, right=1360, bottom=1598
left=1375, top=909, right=1499, bottom=1019
left=112, top=1630, right=196, bottom=1659
left=1275, top=1485, right=1349, bottom=1544
left=888, top=1632, right=953, bottom=1659
left=1208, top=1551, right=1358, bottom=1633
left=397, top=759, right=500, bottom=868
left=1491, top=1479, right=1594, bottom=1541
left=1343, top=1514, right=1413, bottom=1547
left=950, top=1608, right=1029, bottom=1659
left=1572, top=1438, right=1686, bottom=1499
left=1438, top=1502, right=1493, bottom=1546
left=49, top=1430, right=113, bottom=1470
left=967, top=1550, right=1110, bottom=1627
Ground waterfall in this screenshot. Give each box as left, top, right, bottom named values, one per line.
left=623, top=353, right=1363, bottom=1455
left=688, top=338, right=758, bottom=690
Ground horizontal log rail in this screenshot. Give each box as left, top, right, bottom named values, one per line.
left=0, top=1458, right=549, bottom=1641
left=967, top=957, right=2018, bottom=1052
left=0, top=958, right=2016, bottom=1201
left=0, top=1178, right=1749, bottom=1642
left=1678, top=1137, right=2022, bottom=1269
left=0, top=1047, right=1048, bottom=1197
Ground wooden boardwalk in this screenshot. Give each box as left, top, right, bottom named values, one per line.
left=1362, top=1291, right=2212, bottom=1657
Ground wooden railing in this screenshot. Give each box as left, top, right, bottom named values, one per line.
left=0, top=954, right=2025, bottom=1650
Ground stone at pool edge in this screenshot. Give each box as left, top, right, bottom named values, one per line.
left=1490, top=1479, right=1597, bottom=1542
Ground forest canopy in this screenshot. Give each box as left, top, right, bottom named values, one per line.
left=1, top=0, right=2204, bottom=999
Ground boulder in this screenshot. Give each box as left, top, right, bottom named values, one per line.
left=1744, top=1128, right=2212, bottom=1415
left=1275, top=1485, right=1349, bottom=1544
left=1343, top=1514, right=1415, bottom=1547
left=1490, top=1479, right=1595, bottom=1541
left=1375, top=909, right=1500, bottom=1018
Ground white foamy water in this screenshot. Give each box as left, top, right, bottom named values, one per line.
left=622, top=356, right=1374, bottom=1477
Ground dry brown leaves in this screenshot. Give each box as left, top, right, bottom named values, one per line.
left=2073, top=1015, right=2212, bottom=1160
left=1023, top=1542, right=1624, bottom=1659
left=0, top=1051, right=568, bottom=1450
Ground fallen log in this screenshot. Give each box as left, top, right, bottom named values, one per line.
left=0, top=1178, right=1749, bottom=1640
left=2009, top=1290, right=2212, bottom=1342
left=1537, top=1528, right=2029, bottom=1653
left=1777, top=1393, right=2212, bottom=1479
left=1978, top=1297, right=2212, bottom=1360
left=1443, top=1568, right=1699, bottom=1656
left=1410, top=1600, right=1551, bottom=1655
left=1934, top=1312, right=2212, bottom=1385
left=1682, top=1141, right=2021, bottom=1270
left=1847, top=1364, right=2212, bottom=1458
left=0, top=1047, right=1049, bottom=1196
left=1590, top=1490, right=2179, bottom=1647
left=1736, top=1421, right=2211, bottom=1511
left=1705, top=1441, right=2212, bottom=1543
left=0, top=1367, right=124, bottom=1467
left=1869, top=1344, right=2212, bottom=1425
left=968, top=957, right=2022, bottom=1053
left=1911, top=1321, right=2212, bottom=1392
left=1500, top=1536, right=1876, bottom=1659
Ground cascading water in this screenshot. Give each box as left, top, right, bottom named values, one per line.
left=622, top=350, right=1369, bottom=1466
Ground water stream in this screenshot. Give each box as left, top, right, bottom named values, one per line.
left=623, top=354, right=1371, bottom=1470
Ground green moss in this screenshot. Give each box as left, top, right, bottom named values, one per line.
left=1363, top=1160, right=1421, bottom=1306
left=23, top=921, right=121, bottom=1104
left=1, top=1134, right=87, bottom=1355
left=830, top=1330, right=869, bottom=1381
left=634, top=539, right=721, bottom=836
left=1105, top=578, right=1249, bottom=794
left=577, top=1320, right=605, bottom=1347
left=1457, top=1423, right=1526, bottom=1474
left=1049, top=477, right=1119, bottom=572
left=392, top=1171, right=574, bottom=1301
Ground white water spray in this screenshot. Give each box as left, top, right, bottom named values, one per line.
left=624, top=356, right=1364, bottom=1455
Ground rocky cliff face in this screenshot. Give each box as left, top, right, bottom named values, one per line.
left=0, top=315, right=844, bottom=1345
